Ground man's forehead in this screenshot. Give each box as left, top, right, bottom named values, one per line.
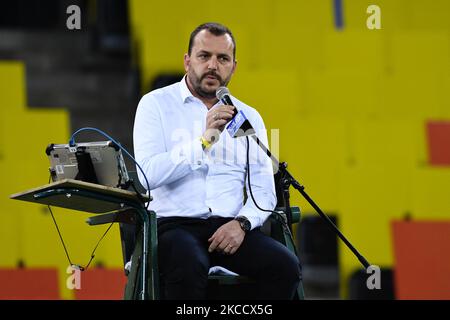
left=192, top=30, right=234, bottom=54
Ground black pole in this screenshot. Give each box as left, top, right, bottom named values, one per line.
left=250, top=135, right=370, bottom=269
left=281, top=178, right=293, bottom=233
left=280, top=164, right=370, bottom=269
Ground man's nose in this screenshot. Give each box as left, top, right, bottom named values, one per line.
left=207, top=57, right=218, bottom=70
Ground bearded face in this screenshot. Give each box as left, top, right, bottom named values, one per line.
left=184, top=30, right=236, bottom=100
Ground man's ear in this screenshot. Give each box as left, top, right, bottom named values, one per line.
left=184, top=53, right=190, bottom=72
left=231, top=59, right=237, bottom=75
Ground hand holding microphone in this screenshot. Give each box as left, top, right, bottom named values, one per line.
left=202, top=87, right=255, bottom=148
left=216, top=87, right=255, bottom=138
left=203, top=105, right=235, bottom=145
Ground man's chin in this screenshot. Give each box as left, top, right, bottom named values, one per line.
left=193, top=83, right=215, bottom=98
left=201, top=83, right=220, bottom=95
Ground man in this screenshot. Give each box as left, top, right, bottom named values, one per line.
left=133, top=22, right=301, bottom=299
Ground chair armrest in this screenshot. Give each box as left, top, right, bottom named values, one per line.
left=274, top=206, right=301, bottom=223
left=261, top=206, right=301, bottom=238
left=259, top=206, right=300, bottom=255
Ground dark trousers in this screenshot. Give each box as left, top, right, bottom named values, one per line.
left=157, top=216, right=302, bottom=300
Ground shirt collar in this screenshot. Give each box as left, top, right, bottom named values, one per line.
left=179, top=75, right=194, bottom=103
left=179, top=75, right=222, bottom=108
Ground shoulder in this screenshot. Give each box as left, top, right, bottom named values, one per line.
left=138, top=82, right=181, bottom=109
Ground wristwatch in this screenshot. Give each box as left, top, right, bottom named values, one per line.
left=235, top=216, right=251, bottom=232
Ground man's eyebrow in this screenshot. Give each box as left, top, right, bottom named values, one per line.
left=196, top=50, right=231, bottom=58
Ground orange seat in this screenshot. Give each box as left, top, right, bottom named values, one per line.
left=0, top=268, right=60, bottom=300
left=74, top=268, right=127, bottom=300
left=392, top=220, right=450, bottom=299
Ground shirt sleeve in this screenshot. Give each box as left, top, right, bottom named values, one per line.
left=133, top=94, right=207, bottom=190
left=237, top=109, right=277, bottom=230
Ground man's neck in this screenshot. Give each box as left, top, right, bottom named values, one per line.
left=185, top=76, right=218, bottom=110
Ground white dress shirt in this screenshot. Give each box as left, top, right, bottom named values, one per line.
left=133, top=76, right=276, bottom=230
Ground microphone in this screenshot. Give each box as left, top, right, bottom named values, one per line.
left=216, top=86, right=235, bottom=109
left=216, top=87, right=255, bottom=137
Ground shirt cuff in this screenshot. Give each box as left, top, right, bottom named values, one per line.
left=236, top=209, right=270, bottom=231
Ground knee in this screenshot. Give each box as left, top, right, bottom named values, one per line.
left=267, top=251, right=302, bottom=284
left=285, top=254, right=302, bottom=283
left=254, top=250, right=302, bottom=300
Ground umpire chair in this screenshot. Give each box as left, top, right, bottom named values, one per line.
left=87, top=172, right=304, bottom=300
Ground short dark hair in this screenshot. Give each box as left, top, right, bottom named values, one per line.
left=188, top=22, right=236, bottom=59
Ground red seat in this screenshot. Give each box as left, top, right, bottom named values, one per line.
left=0, top=268, right=60, bottom=300
left=74, top=268, right=127, bottom=300
left=426, top=121, right=450, bottom=166
left=392, top=220, right=450, bottom=299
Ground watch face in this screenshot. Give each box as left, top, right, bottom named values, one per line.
left=242, top=219, right=251, bottom=231
left=237, top=217, right=251, bottom=232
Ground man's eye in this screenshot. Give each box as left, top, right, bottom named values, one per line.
left=219, top=57, right=229, bottom=62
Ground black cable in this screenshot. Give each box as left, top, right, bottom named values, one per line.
left=47, top=175, right=115, bottom=271
left=83, top=221, right=115, bottom=270
left=48, top=205, right=74, bottom=266
left=245, top=136, right=297, bottom=246
left=245, top=137, right=275, bottom=214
